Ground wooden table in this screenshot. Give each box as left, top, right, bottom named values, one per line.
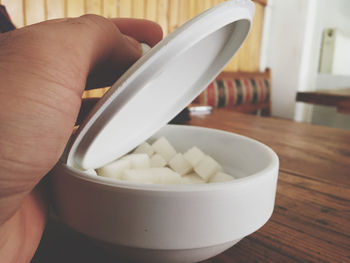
left=296, top=88, right=350, bottom=114
left=33, top=109, right=350, bottom=263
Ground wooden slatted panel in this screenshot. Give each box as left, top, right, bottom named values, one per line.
left=195, top=0, right=205, bottom=13
left=157, top=0, right=168, bottom=36
left=168, top=0, right=178, bottom=32
left=203, top=0, right=212, bottom=11
left=118, top=0, right=131, bottom=17
left=212, top=0, right=222, bottom=5
left=2, top=0, right=24, bottom=27
left=102, top=0, right=117, bottom=18
left=145, top=0, right=157, bottom=22
left=132, top=0, right=145, bottom=19
left=46, top=0, right=65, bottom=19
left=178, top=0, right=189, bottom=27
left=85, top=0, right=102, bottom=15
left=1, top=0, right=266, bottom=74
left=67, top=0, right=84, bottom=17
left=24, top=0, right=45, bottom=25
left=188, top=0, right=196, bottom=19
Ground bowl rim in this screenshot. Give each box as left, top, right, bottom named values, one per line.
left=58, top=125, right=279, bottom=192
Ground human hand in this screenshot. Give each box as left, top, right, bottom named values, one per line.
left=0, top=15, right=162, bottom=262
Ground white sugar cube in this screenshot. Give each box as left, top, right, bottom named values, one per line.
left=96, top=136, right=229, bottom=185
left=209, top=172, right=235, bottom=183
left=184, top=146, right=205, bottom=167
left=156, top=168, right=182, bottom=184
left=133, top=142, right=154, bottom=157
left=169, top=153, right=193, bottom=175
left=122, top=154, right=150, bottom=169
left=121, top=169, right=155, bottom=184
left=150, top=154, right=167, bottom=168
left=152, top=137, right=177, bottom=162
left=122, top=168, right=181, bottom=184
left=82, top=168, right=97, bottom=176
left=180, top=173, right=206, bottom=184
left=97, top=159, right=130, bottom=179
left=194, top=155, right=221, bottom=181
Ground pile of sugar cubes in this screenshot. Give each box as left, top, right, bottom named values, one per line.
left=85, top=137, right=234, bottom=184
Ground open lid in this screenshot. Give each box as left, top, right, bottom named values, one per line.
left=68, top=0, right=255, bottom=169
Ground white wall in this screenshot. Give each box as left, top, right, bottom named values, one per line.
left=261, top=0, right=316, bottom=119
left=308, top=0, right=350, bottom=130
left=262, top=0, right=350, bottom=129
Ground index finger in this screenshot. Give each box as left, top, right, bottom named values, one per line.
left=111, top=18, right=163, bottom=47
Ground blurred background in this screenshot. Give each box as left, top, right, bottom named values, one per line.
left=1, top=0, right=265, bottom=72
left=1, top=0, right=350, bottom=130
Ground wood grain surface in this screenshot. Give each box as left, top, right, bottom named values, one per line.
left=190, top=109, right=350, bottom=263
left=32, top=109, right=350, bottom=263
left=296, top=88, right=350, bottom=114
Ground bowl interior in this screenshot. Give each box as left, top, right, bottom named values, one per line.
left=149, top=125, right=276, bottom=179
left=65, top=124, right=277, bottom=188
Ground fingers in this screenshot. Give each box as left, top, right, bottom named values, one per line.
left=68, top=14, right=143, bottom=85
left=67, top=16, right=163, bottom=89
left=73, top=17, right=163, bottom=118
left=86, top=17, right=163, bottom=89
left=24, top=16, right=163, bottom=90
left=111, top=18, right=163, bottom=47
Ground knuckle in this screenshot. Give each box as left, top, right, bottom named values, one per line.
left=75, top=14, right=116, bottom=33
left=63, top=15, right=119, bottom=45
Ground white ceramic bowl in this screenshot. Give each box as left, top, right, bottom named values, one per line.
left=51, top=125, right=279, bottom=263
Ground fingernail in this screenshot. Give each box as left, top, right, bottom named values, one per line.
left=124, top=35, right=141, bottom=54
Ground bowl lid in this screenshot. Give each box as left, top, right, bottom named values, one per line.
left=67, top=0, right=254, bottom=169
